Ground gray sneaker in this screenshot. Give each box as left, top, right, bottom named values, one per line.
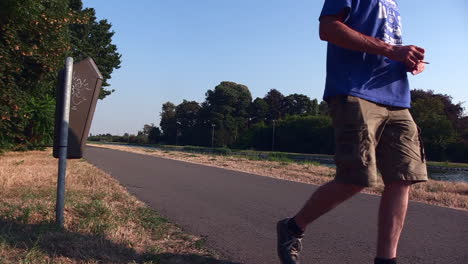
left=276, top=218, right=304, bottom=264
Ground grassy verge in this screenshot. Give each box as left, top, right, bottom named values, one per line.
left=88, top=141, right=468, bottom=169
left=0, top=149, right=234, bottom=264
left=88, top=144, right=468, bottom=211
left=426, top=161, right=468, bottom=169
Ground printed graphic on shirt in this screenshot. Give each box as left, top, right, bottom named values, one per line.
left=378, top=0, right=402, bottom=45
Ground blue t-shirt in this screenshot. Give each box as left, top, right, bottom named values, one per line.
left=320, top=0, right=411, bottom=108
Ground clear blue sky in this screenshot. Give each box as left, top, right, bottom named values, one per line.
left=83, top=0, right=468, bottom=135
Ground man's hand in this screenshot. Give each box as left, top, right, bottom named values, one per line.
left=319, top=14, right=427, bottom=71
left=410, top=61, right=426, bottom=75
left=387, top=45, right=425, bottom=71
left=319, top=12, right=428, bottom=75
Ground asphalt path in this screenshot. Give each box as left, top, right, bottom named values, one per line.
left=84, top=146, right=468, bottom=264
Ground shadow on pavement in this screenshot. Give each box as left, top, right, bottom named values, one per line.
left=144, top=253, right=243, bottom=264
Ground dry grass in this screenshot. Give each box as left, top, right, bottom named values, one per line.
left=89, top=144, right=468, bottom=211
left=0, top=149, right=235, bottom=264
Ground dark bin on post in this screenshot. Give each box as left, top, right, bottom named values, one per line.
left=53, top=58, right=103, bottom=159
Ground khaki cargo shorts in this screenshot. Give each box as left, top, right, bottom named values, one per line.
left=328, top=95, right=428, bottom=187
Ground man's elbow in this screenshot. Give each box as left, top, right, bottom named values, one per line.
left=319, top=9, right=348, bottom=41
left=319, top=29, right=328, bottom=41
left=319, top=24, right=330, bottom=41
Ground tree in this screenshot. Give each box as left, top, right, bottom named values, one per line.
left=249, top=97, right=269, bottom=124
left=204, top=81, right=252, bottom=147
left=142, top=123, right=161, bottom=144
left=68, top=0, right=122, bottom=99
left=234, top=115, right=334, bottom=154
left=412, top=89, right=467, bottom=143
left=410, top=90, right=464, bottom=160
left=283, top=94, right=315, bottom=116
left=175, top=100, right=201, bottom=145
left=459, top=116, right=468, bottom=144
left=0, top=0, right=84, bottom=150
left=142, top=124, right=154, bottom=137
left=264, top=89, right=285, bottom=121
left=159, top=102, right=177, bottom=144
left=0, top=0, right=121, bottom=151
left=148, top=127, right=161, bottom=144
left=311, top=99, right=319, bottom=116
left=275, top=115, right=334, bottom=154
left=318, top=100, right=329, bottom=116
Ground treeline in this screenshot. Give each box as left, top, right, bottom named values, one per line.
left=0, top=0, right=121, bottom=151
left=410, top=90, right=468, bottom=162
left=156, top=82, right=331, bottom=150
left=93, top=82, right=468, bottom=163
left=89, top=124, right=161, bottom=145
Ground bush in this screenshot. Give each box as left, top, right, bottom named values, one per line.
left=183, top=146, right=209, bottom=153
left=446, top=143, right=468, bottom=163
left=212, top=148, right=232, bottom=155
left=235, top=116, right=334, bottom=155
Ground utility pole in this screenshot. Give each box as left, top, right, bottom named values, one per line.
left=211, top=124, right=216, bottom=148
left=272, top=120, right=276, bottom=151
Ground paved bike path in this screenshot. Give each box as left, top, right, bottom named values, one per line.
left=84, top=146, right=468, bottom=264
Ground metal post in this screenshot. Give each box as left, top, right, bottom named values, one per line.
left=211, top=124, right=215, bottom=148
left=272, top=120, right=276, bottom=151
left=56, top=57, right=73, bottom=227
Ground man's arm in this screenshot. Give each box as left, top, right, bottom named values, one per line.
left=319, top=10, right=425, bottom=74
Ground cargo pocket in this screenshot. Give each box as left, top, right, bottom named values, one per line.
left=417, top=126, right=426, bottom=162
left=334, top=125, right=372, bottom=168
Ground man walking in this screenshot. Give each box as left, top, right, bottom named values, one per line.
left=277, top=1, right=428, bottom=263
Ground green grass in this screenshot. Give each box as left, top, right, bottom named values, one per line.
left=194, top=237, right=207, bottom=250
left=266, top=155, right=294, bottom=163
left=92, top=142, right=468, bottom=170
left=0, top=184, right=222, bottom=264
left=93, top=141, right=336, bottom=167
left=74, top=199, right=114, bottom=234
left=0, top=149, right=230, bottom=264
left=245, top=155, right=262, bottom=161
left=303, top=161, right=321, bottom=166
left=427, top=161, right=468, bottom=168
left=136, top=207, right=169, bottom=239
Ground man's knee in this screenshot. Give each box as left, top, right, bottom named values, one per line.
left=334, top=180, right=366, bottom=193
left=383, top=181, right=412, bottom=196
left=385, top=180, right=412, bottom=189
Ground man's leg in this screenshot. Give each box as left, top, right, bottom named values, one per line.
left=278, top=96, right=380, bottom=264
left=375, top=108, right=428, bottom=262
left=376, top=181, right=411, bottom=260
left=294, top=180, right=364, bottom=231
left=277, top=180, right=364, bottom=264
